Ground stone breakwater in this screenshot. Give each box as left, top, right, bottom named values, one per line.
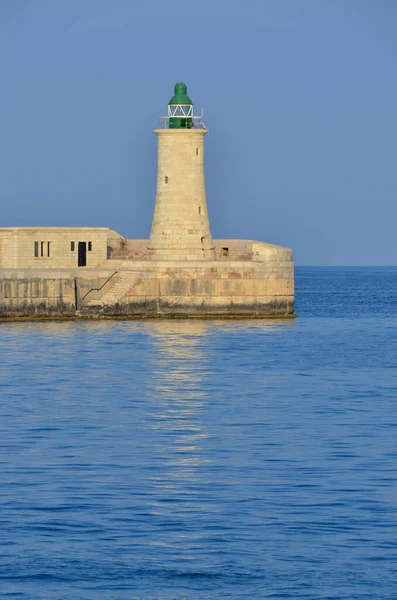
left=0, top=243, right=294, bottom=319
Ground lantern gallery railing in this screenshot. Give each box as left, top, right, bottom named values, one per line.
left=158, top=115, right=207, bottom=129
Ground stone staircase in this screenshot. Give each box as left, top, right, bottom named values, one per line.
left=85, top=271, right=141, bottom=307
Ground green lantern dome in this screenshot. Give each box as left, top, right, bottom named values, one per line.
left=169, top=82, right=193, bottom=106
left=168, top=82, right=193, bottom=129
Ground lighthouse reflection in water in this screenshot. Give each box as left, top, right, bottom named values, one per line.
left=145, top=321, right=213, bottom=524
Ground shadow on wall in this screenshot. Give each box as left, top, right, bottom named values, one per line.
left=107, top=231, right=148, bottom=260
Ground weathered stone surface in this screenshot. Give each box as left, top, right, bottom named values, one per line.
left=0, top=277, right=76, bottom=316
left=147, top=130, right=215, bottom=261
left=0, top=239, right=295, bottom=318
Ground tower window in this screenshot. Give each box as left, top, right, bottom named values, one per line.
left=47, top=242, right=51, bottom=257
left=198, top=206, right=202, bottom=215
left=222, top=247, right=229, bottom=257
left=34, top=241, right=39, bottom=257
left=165, top=176, right=169, bottom=184
left=88, top=242, right=92, bottom=252
left=71, top=242, right=75, bottom=251
left=196, top=148, right=199, bottom=156
left=40, top=242, right=44, bottom=257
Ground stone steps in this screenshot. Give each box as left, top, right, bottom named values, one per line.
left=86, top=272, right=140, bottom=306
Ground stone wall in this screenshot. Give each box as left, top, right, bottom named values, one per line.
left=81, top=249, right=294, bottom=317
left=108, top=238, right=291, bottom=264
left=0, top=228, right=108, bottom=268
left=0, top=241, right=294, bottom=318
left=107, top=232, right=148, bottom=260
left=214, top=240, right=253, bottom=261
left=0, top=269, right=118, bottom=317
left=0, top=274, right=76, bottom=316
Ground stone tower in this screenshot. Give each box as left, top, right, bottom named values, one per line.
left=148, top=82, right=215, bottom=260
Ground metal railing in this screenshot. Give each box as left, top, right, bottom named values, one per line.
left=158, top=116, right=207, bottom=129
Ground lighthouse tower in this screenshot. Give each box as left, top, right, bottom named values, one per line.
left=148, top=83, right=215, bottom=260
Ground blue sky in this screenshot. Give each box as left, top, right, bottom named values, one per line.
left=0, top=0, right=396, bottom=265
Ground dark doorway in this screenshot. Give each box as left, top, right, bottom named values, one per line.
left=78, top=242, right=87, bottom=267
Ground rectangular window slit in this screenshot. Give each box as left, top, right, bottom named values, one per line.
left=88, top=242, right=92, bottom=252
left=47, top=242, right=51, bottom=257
left=198, top=206, right=202, bottom=215
left=222, top=247, right=229, bottom=257
left=165, top=176, right=168, bottom=184
left=34, top=241, right=39, bottom=257
left=196, top=148, right=199, bottom=156
left=71, top=242, right=75, bottom=251
left=40, top=242, right=44, bottom=257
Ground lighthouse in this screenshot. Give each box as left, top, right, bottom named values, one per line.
left=0, top=81, right=294, bottom=318
left=148, top=82, right=215, bottom=260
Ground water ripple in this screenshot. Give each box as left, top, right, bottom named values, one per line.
left=1, top=268, right=397, bottom=598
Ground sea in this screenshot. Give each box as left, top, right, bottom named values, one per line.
left=1, top=267, right=397, bottom=600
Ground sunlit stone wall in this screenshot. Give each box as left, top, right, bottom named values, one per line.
left=0, top=228, right=108, bottom=268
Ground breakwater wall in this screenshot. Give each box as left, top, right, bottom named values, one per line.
left=0, top=254, right=294, bottom=319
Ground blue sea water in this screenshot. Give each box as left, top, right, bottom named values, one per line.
left=1, top=267, right=397, bottom=599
